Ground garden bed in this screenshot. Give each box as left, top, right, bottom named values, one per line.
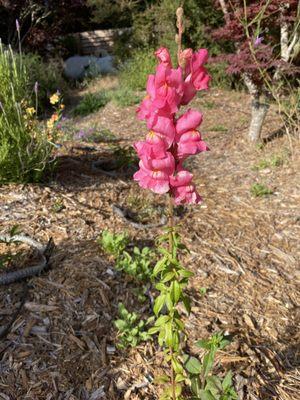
left=0, top=88, right=299, bottom=400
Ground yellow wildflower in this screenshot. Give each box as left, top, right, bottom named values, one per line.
left=26, top=107, right=35, bottom=116
left=47, top=120, right=54, bottom=129
left=60, top=104, right=65, bottom=109
left=50, top=93, right=60, bottom=105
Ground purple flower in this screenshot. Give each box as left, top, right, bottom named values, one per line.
left=16, top=19, right=20, bottom=32
left=74, top=129, right=86, bottom=140
left=254, top=36, right=263, bottom=47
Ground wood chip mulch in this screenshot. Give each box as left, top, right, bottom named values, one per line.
left=0, top=89, right=299, bottom=400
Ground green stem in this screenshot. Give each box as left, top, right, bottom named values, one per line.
left=168, top=195, right=176, bottom=400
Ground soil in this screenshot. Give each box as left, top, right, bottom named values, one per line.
left=0, top=86, right=299, bottom=400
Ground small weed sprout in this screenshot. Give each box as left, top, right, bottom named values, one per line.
left=252, top=154, right=285, bottom=171
left=99, top=231, right=154, bottom=282
left=114, top=303, right=154, bottom=349
left=210, top=124, right=228, bottom=133
left=250, top=183, right=273, bottom=197
left=183, top=333, right=237, bottom=400
left=99, top=230, right=129, bottom=258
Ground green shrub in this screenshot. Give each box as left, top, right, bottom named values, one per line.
left=110, top=87, right=142, bottom=107
left=0, top=43, right=53, bottom=184
left=118, top=49, right=157, bottom=91
left=72, top=92, right=110, bottom=117
left=21, top=53, right=66, bottom=113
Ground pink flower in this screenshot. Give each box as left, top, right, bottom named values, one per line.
left=133, top=152, right=175, bottom=194
left=134, top=131, right=168, bottom=159
left=152, top=64, right=184, bottom=114
left=181, top=76, right=197, bottom=105
left=170, top=169, right=193, bottom=187
left=137, top=95, right=153, bottom=120
left=155, top=47, right=172, bottom=67
left=175, top=109, right=207, bottom=158
left=173, top=183, right=202, bottom=205
left=189, top=49, right=210, bottom=91
left=181, top=49, right=211, bottom=104
left=176, top=109, right=202, bottom=137
left=170, top=169, right=202, bottom=204
left=177, top=130, right=208, bottom=158
left=147, top=113, right=175, bottom=146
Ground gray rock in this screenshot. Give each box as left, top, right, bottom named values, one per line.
left=64, top=55, right=115, bottom=80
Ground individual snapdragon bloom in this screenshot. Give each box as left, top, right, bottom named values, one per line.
left=181, top=49, right=211, bottom=105
left=151, top=64, right=184, bottom=114
left=133, top=152, right=175, bottom=194
left=155, top=47, right=172, bottom=67
left=170, top=169, right=202, bottom=205
left=175, top=109, right=208, bottom=158
left=134, top=131, right=168, bottom=159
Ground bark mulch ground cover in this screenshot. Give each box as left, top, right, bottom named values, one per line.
left=0, top=88, right=299, bottom=400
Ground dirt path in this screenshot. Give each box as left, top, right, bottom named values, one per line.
left=0, top=89, right=299, bottom=400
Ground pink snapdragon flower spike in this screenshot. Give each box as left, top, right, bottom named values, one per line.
left=155, top=47, right=172, bottom=67
left=133, top=45, right=210, bottom=204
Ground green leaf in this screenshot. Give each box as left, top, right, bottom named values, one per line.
left=148, top=326, right=160, bottom=335
left=162, top=271, right=176, bottom=282
left=172, top=357, right=184, bottom=374
left=196, top=339, right=211, bottom=350
left=114, top=319, right=127, bottom=330
left=175, top=373, right=185, bottom=383
left=165, top=292, right=173, bottom=311
left=182, top=295, right=191, bottom=314
left=153, top=293, right=166, bottom=315
left=155, top=282, right=167, bottom=291
left=183, top=354, right=202, bottom=374
left=199, top=389, right=215, bottom=400
left=152, top=257, right=167, bottom=276
left=203, top=350, right=215, bottom=377
left=206, top=375, right=223, bottom=392
left=178, top=269, right=194, bottom=278
left=165, top=322, right=173, bottom=347
left=171, top=280, right=181, bottom=303
left=222, top=371, right=232, bottom=391
left=191, top=376, right=202, bottom=397
left=155, top=315, right=170, bottom=326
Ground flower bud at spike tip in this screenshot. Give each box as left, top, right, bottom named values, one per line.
left=34, top=81, right=39, bottom=95
left=176, top=7, right=183, bottom=19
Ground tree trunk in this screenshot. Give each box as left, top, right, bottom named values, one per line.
left=248, top=98, right=269, bottom=143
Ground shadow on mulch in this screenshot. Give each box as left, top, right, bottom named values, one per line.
left=0, top=237, right=151, bottom=400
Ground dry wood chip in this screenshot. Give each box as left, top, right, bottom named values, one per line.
left=24, top=302, right=58, bottom=312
